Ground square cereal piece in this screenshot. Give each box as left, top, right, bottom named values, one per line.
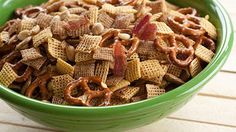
left=74, top=60, right=95, bottom=79
left=0, top=31, right=10, bottom=47
left=23, top=57, right=46, bottom=70
left=116, top=86, right=140, bottom=101
left=140, top=60, right=164, bottom=80
left=20, top=18, right=36, bottom=31
left=113, top=14, right=133, bottom=29
left=20, top=48, right=43, bottom=62
left=110, top=79, right=130, bottom=92
left=98, top=11, right=114, bottom=28
left=48, top=38, right=67, bottom=61
left=195, top=45, right=215, bottom=63
left=137, top=41, right=157, bottom=56
left=51, top=96, right=66, bottom=105
left=155, top=22, right=174, bottom=35
left=200, top=18, right=217, bottom=40
left=101, top=3, right=116, bottom=14
left=106, top=76, right=123, bottom=87
left=146, top=0, right=167, bottom=14
left=125, top=59, right=141, bottom=82
left=127, top=53, right=139, bottom=61
left=48, top=74, right=75, bottom=98
left=146, top=84, right=165, bottom=98
left=94, top=61, right=109, bottom=82
left=167, top=64, right=182, bottom=77
left=150, top=12, right=163, bottom=21
left=36, top=13, right=53, bottom=28
left=0, top=63, right=18, bottom=87
left=76, top=35, right=102, bottom=53
left=88, top=6, right=98, bottom=25
left=189, top=58, right=202, bottom=77
left=93, top=47, right=114, bottom=61
left=56, top=58, right=74, bottom=76
left=33, top=27, right=52, bottom=47
left=75, top=52, right=94, bottom=62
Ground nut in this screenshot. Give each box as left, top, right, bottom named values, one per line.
left=118, top=33, right=130, bottom=40
left=17, top=30, right=32, bottom=41
left=31, top=25, right=40, bottom=35
left=92, top=23, right=104, bottom=35
left=66, top=45, right=75, bottom=62
left=59, top=6, right=68, bottom=12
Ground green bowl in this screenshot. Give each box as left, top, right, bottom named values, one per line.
left=0, top=0, right=234, bottom=131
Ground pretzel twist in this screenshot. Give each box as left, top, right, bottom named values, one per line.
left=64, top=77, right=112, bottom=106
left=178, top=7, right=197, bottom=16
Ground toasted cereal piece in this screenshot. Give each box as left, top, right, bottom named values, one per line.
left=66, top=20, right=90, bottom=38
left=93, top=47, right=114, bottom=61
left=110, top=96, right=127, bottom=105
left=74, top=60, right=95, bottom=79
left=94, top=61, right=109, bottom=82
left=8, top=19, right=21, bottom=35
left=33, top=27, right=52, bottom=47
left=23, top=57, right=47, bottom=70
left=75, top=52, right=94, bottom=62
left=48, top=38, right=67, bottom=61
left=101, top=3, right=116, bottom=14
left=113, top=14, right=132, bottom=29
left=127, top=53, right=139, bottom=61
left=137, top=41, right=157, bottom=56
left=51, top=20, right=67, bottom=40
left=167, top=64, right=182, bottom=77
left=98, top=11, right=114, bottom=28
left=49, top=74, right=75, bottom=98
left=200, top=18, right=217, bottom=40
left=106, top=76, right=123, bottom=87
left=125, top=59, right=141, bottom=82
left=115, top=6, right=137, bottom=14
left=51, top=96, right=66, bottom=105
left=116, top=87, right=140, bottom=100
left=147, top=51, right=168, bottom=62
left=140, top=60, right=164, bottom=80
left=146, top=0, right=167, bottom=14
left=36, top=13, right=53, bottom=28
left=88, top=6, right=98, bottom=25
left=164, top=73, right=185, bottom=85
left=155, top=22, right=174, bottom=35
left=165, top=1, right=179, bottom=10
left=0, top=31, right=10, bottom=47
left=20, top=18, right=36, bottom=31
left=20, top=48, right=43, bottom=62
left=148, top=67, right=166, bottom=85
left=189, top=58, right=203, bottom=77
left=110, top=79, right=130, bottom=92
left=195, top=45, right=215, bottom=63
left=0, top=63, right=18, bottom=87
left=150, top=12, right=163, bottom=21
left=56, top=58, right=74, bottom=76
left=146, top=84, right=165, bottom=98
left=76, top=35, right=102, bottom=53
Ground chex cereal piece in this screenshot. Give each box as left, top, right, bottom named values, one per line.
left=110, top=79, right=130, bottom=92
left=33, top=27, right=52, bottom=47
left=20, top=48, right=43, bottom=62
left=125, top=59, right=141, bottom=82
left=140, top=60, right=164, bottom=80
left=195, top=45, right=215, bottom=63
left=8, top=19, right=21, bottom=35
left=167, top=64, right=182, bottom=77
left=155, top=22, right=174, bottom=35
left=75, top=52, right=94, bottom=62
left=98, top=11, right=114, bottom=28
left=94, top=61, right=109, bottom=82
left=189, top=58, right=202, bottom=77
left=36, top=13, right=53, bottom=28
left=137, top=41, right=157, bottom=55
left=146, top=84, right=165, bottom=99
left=101, top=3, right=116, bottom=14
left=74, top=60, right=95, bottom=79
left=150, top=12, right=163, bottom=21
left=51, top=20, right=67, bottom=40
left=113, top=14, right=132, bottom=29
left=56, top=58, right=74, bottom=76
left=66, top=19, right=90, bottom=38
left=49, top=74, right=75, bottom=98
left=106, top=76, right=123, bottom=87
left=51, top=96, right=66, bottom=105
left=147, top=50, right=168, bottom=61
left=115, top=6, right=137, bottom=14
left=48, top=38, right=67, bottom=61
left=0, top=31, right=10, bottom=47
left=24, top=57, right=47, bottom=70
left=200, top=18, right=217, bottom=40
left=127, top=53, right=139, bottom=61
left=93, top=47, right=114, bottom=61
left=146, top=0, right=167, bottom=14
left=0, top=63, right=18, bottom=87
left=116, top=87, right=140, bottom=100
left=88, top=6, right=98, bottom=25
left=76, top=35, right=102, bottom=53
left=110, top=96, right=127, bottom=105
left=20, top=18, right=36, bottom=31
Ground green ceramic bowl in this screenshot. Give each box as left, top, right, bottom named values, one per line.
left=0, top=0, right=234, bottom=131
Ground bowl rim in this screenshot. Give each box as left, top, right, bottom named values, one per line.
left=0, top=0, right=234, bottom=115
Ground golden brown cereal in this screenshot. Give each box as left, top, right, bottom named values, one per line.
left=189, top=58, right=202, bottom=77
left=195, top=44, right=215, bottom=63
left=74, top=60, right=95, bottom=79
left=75, top=52, right=94, bottom=62
left=127, top=53, right=139, bottom=61
left=20, top=48, right=43, bottom=62
left=51, top=20, right=67, bottom=40
left=36, top=13, right=53, bottom=28
left=23, top=57, right=47, bottom=70
left=110, top=79, right=130, bottom=92
left=116, top=87, right=140, bottom=100
left=98, top=11, right=114, bottom=28
left=93, top=47, right=114, bottom=61
left=200, top=18, right=217, bottom=40
left=33, top=27, right=52, bottom=47
left=56, top=58, right=74, bottom=76
left=0, top=31, right=10, bottom=47
left=20, top=18, right=36, bottom=31
left=146, top=84, right=165, bottom=98
left=167, top=64, right=182, bottom=77
left=155, top=22, right=174, bottom=35
left=106, top=76, right=123, bottom=87
left=51, top=96, right=66, bottom=104
left=125, top=59, right=141, bottom=82
left=48, top=37, right=67, bottom=60
left=76, top=35, right=102, bottom=53
left=88, top=6, right=98, bottom=25
left=94, top=61, right=109, bottom=82
left=0, top=63, right=18, bottom=87
left=150, top=12, right=163, bottom=21
left=140, top=60, right=164, bottom=80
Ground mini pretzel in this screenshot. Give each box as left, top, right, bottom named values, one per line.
left=22, top=7, right=46, bottom=18
left=195, top=36, right=215, bottom=52
left=167, top=15, right=205, bottom=36
left=178, top=7, right=197, bottom=16
left=64, top=77, right=112, bottom=106
left=154, top=34, right=194, bottom=67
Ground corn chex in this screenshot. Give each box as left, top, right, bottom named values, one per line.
left=140, top=60, right=164, bottom=80
left=167, top=64, right=182, bottom=77
left=146, top=84, right=165, bottom=99
left=106, top=76, right=123, bottom=87
left=89, top=7, right=98, bottom=25
left=51, top=96, right=66, bottom=105
left=74, top=60, right=95, bottom=79
left=189, top=58, right=202, bottom=77
left=33, top=27, right=52, bottom=47
left=24, top=57, right=47, bottom=70
left=20, top=48, right=43, bottom=62
left=36, top=13, right=53, bottom=28
left=116, top=87, right=140, bottom=100
left=0, top=31, right=10, bottom=47
left=93, top=47, right=114, bottom=61
left=20, top=18, right=36, bottom=31
left=125, top=59, right=141, bottom=82
left=48, top=38, right=67, bottom=61
left=0, top=63, right=18, bottom=87
left=94, top=61, right=109, bottom=82
left=75, top=52, right=94, bottom=62
left=195, top=45, right=215, bottom=63
left=200, top=18, right=217, bottom=40
left=56, top=58, right=74, bottom=76
left=127, top=53, right=139, bottom=61
left=76, top=35, right=102, bottom=53
left=98, top=11, right=114, bottom=28
left=110, top=79, right=130, bottom=92
left=155, top=22, right=174, bottom=35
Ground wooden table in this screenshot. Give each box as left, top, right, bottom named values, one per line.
left=1, top=0, right=236, bottom=131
